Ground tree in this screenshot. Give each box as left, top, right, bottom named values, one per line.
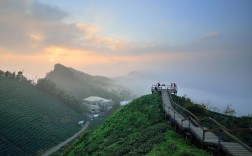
left=11, top=72, right=16, bottom=79
left=0, top=70, right=5, bottom=78
left=36, top=78, right=81, bottom=112
left=4, top=71, right=11, bottom=78
left=36, top=78, right=58, bottom=96
left=16, top=71, right=23, bottom=80
left=224, top=104, right=236, bottom=116
left=187, top=104, right=208, bottom=117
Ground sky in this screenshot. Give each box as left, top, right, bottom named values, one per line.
left=0, top=0, right=252, bottom=115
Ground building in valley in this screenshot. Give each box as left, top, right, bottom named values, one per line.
left=82, top=96, right=114, bottom=113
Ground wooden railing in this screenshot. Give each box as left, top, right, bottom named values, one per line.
left=152, top=84, right=177, bottom=93
left=151, top=85, right=162, bottom=92
left=167, top=89, right=203, bottom=129
left=205, top=117, right=252, bottom=153
left=164, top=88, right=252, bottom=153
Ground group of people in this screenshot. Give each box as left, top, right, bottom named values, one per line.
left=154, top=82, right=161, bottom=91
left=171, top=83, right=177, bottom=89
left=153, top=82, right=177, bottom=92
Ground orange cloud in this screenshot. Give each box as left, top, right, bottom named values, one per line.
left=28, top=32, right=44, bottom=49
left=77, top=24, right=127, bottom=50
left=29, top=33, right=44, bottom=41
left=43, top=45, right=136, bottom=65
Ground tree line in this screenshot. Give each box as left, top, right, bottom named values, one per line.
left=0, top=70, right=81, bottom=113
left=36, top=78, right=82, bottom=112
left=0, top=70, right=33, bottom=84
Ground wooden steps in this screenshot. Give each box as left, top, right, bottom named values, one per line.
left=160, top=89, right=252, bottom=156
left=221, top=142, right=252, bottom=156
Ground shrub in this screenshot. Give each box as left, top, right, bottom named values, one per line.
left=186, top=104, right=208, bottom=117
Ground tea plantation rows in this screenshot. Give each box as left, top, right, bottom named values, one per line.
left=0, top=78, right=85, bottom=155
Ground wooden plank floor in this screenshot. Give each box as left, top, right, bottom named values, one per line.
left=221, top=142, right=252, bottom=156
left=161, top=89, right=252, bottom=156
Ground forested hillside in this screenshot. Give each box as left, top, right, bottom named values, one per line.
left=0, top=77, right=85, bottom=155
left=45, top=64, right=134, bottom=104
left=59, top=94, right=210, bottom=156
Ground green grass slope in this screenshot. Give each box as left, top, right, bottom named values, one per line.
left=60, top=94, right=211, bottom=156
left=0, top=78, right=85, bottom=156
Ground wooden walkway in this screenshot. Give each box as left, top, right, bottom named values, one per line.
left=160, top=89, right=252, bottom=156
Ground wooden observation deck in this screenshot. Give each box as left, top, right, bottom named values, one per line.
left=151, top=84, right=177, bottom=95
left=151, top=85, right=252, bottom=156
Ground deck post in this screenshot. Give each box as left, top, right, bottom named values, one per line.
left=250, top=128, right=252, bottom=147
left=202, top=129, right=205, bottom=141
left=189, top=117, right=191, bottom=128
left=217, top=128, right=222, bottom=152
left=174, top=111, right=176, bottom=122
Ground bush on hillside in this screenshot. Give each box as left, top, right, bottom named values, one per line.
left=186, top=104, right=208, bottom=118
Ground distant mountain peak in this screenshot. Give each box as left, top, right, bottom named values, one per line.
left=54, top=63, right=68, bottom=71
left=127, top=71, right=144, bottom=78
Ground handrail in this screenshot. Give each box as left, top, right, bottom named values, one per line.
left=225, top=128, right=252, bottom=132
left=205, top=128, right=251, bottom=133
left=208, top=117, right=252, bottom=153
left=152, top=85, right=178, bottom=92
left=208, top=117, right=229, bottom=132
left=167, top=90, right=198, bottom=120
left=173, top=100, right=199, bottom=122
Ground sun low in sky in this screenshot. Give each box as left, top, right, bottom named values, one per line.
left=0, top=0, right=252, bottom=115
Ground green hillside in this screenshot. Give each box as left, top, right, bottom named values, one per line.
left=45, top=64, right=133, bottom=104
left=0, top=78, right=85, bottom=155
left=59, top=94, right=211, bottom=156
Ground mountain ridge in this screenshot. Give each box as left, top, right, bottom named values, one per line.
left=45, top=64, right=134, bottom=104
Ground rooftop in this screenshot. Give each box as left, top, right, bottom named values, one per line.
left=83, top=96, right=111, bottom=103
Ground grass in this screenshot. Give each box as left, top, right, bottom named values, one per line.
left=59, top=93, right=211, bottom=156
left=148, top=131, right=208, bottom=156
left=0, top=78, right=85, bottom=155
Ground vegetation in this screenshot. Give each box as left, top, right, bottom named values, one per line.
left=36, top=78, right=82, bottom=112
left=59, top=94, right=211, bottom=156
left=0, top=77, right=85, bottom=155
left=148, top=130, right=208, bottom=156
left=0, top=70, right=33, bottom=84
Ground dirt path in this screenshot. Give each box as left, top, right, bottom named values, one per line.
left=42, top=121, right=89, bottom=156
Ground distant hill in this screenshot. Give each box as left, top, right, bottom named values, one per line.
left=45, top=64, right=134, bottom=103
left=0, top=77, right=85, bottom=155
left=59, top=94, right=210, bottom=156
